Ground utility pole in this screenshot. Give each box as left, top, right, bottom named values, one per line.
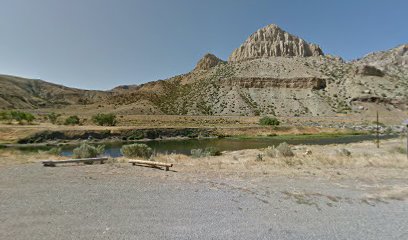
left=376, top=110, right=379, bottom=148
left=405, top=120, right=408, bottom=160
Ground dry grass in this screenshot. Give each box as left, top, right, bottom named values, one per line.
left=1, top=138, right=407, bottom=179
left=150, top=153, right=191, bottom=164
left=255, top=138, right=408, bottom=169
left=0, top=149, right=67, bottom=167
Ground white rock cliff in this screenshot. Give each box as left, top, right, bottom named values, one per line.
left=229, top=24, right=323, bottom=62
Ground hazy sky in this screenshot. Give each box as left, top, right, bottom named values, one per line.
left=0, top=0, right=407, bottom=90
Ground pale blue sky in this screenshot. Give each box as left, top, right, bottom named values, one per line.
left=0, top=0, right=406, bottom=90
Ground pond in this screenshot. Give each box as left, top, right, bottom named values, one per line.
left=55, top=134, right=395, bottom=157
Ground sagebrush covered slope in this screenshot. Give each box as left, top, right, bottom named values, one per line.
left=106, top=44, right=407, bottom=116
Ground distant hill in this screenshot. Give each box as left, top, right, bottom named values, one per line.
left=0, top=75, right=109, bottom=109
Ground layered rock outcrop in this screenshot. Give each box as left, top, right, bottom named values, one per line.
left=229, top=24, right=323, bottom=62
left=355, top=65, right=384, bottom=76
left=221, top=77, right=326, bottom=90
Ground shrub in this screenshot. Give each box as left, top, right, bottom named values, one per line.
left=38, top=147, right=62, bottom=156
left=106, top=157, right=119, bottom=165
left=255, top=153, right=264, bottom=162
left=120, top=143, right=152, bottom=159
left=0, top=111, right=11, bottom=122
left=191, top=148, right=205, bottom=158
left=1, top=111, right=36, bottom=124
left=259, top=116, right=280, bottom=126
left=206, top=147, right=222, bottom=156
left=265, top=142, right=294, bottom=158
left=10, top=111, right=24, bottom=123
left=64, top=115, right=80, bottom=125
left=73, top=143, right=105, bottom=159
left=253, top=109, right=261, bottom=116
left=47, top=147, right=62, bottom=156
left=47, top=112, right=61, bottom=124
left=265, top=146, right=276, bottom=157
left=335, top=148, right=351, bottom=157
left=276, top=142, right=294, bottom=157
left=191, top=147, right=222, bottom=158
left=92, top=113, right=117, bottom=126
left=392, top=146, right=407, bottom=154
left=126, top=130, right=144, bottom=140
left=24, top=113, right=35, bottom=124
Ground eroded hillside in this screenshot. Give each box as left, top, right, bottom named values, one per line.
left=105, top=52, right=406, bottom=117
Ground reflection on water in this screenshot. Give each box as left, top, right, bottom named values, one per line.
left=56, top=135, right=395, bottom=157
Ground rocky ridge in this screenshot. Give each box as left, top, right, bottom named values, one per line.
left=195, top=53, right=225, bottom=71
left=354, top=44, right=408, bottom=79
left=229, top=24, right=323, bottom=62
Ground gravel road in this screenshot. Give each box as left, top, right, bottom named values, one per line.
left=0, top=163, right=407, bottom=240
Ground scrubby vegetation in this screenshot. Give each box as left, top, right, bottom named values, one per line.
left=255, top=153, right=264, bottom=162
left=64, top=115, right=80, bottom=125
left=72, top=142, right=105, bottom=159
left=259, top=116, right=280, bottom=126
left=265, top=142, right=294, bottom=157
left=47, top=112, right=61, bottom=124
left=393, top=146, right=407, bottom=154
left=191, top=147, right=222, bottom=158
left=47, top=147, right=62, bottom=156
left=92, top=113, right=117, bottom=126
left=0, top=110, right=35, bottom=124
left=335, top=148, right=351, bottom=157
left=38, top=147, right=62, bottom=156
left=120, top=143, right=152, bottom=159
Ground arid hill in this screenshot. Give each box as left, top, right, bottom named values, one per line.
left=1, top=24, right=407, bottom=118
left=0, top=74, right=109, bottom=109
left=104, top=24, right=407, bottom=116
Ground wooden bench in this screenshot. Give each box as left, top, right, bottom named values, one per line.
left=128, top=159, right=173, bottom=171
left=42, top=157, right=109, bottom=167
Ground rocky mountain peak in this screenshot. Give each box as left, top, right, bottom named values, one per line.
left=229, top=24, right=324, bottom=62
left=194, top=53, right=224, bottom=71
left=354, top=43, right=408, bottom=78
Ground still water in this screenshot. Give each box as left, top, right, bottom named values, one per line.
left=57, top=134, right=394, bottom=157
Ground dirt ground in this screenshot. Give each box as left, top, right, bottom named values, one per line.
left=1, top=137, right=407, bottom=191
